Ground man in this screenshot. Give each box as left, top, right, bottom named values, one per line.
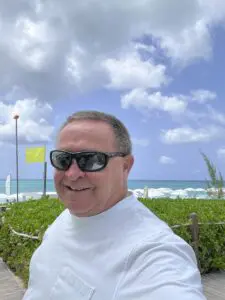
left=23, top=111, right=206, bottom=299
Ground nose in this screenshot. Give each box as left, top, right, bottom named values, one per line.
left=64, top=159, right=85, bottom=180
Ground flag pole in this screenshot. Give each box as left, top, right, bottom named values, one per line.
left=43, top=146, right=47, bottom=197
left=13, top=114, right=19, bottom=202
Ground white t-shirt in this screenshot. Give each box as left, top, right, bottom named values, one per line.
left=23, top=192, right=206, bottom=300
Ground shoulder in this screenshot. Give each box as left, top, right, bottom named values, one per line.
left=128, top=229, right=198, bottom=271
left=124, top=195, right=171, bottom=236
left=113, top=229, right=206, bottom=299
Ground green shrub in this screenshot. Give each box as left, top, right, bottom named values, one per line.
left=139, top=198, right=225, bottom=274
left=0, top=197, right=225, bottom=286
left=0, top=197, right=64, bottom=286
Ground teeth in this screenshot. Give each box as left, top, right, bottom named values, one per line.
left=67, top=186, right=89, bottom=191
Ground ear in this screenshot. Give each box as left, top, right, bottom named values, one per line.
left=123, top=155, right=134, bottom=175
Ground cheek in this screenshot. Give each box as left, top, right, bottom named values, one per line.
left=100, top=166, right=122, bottom=186
left=109, top=163, right=126, bottom=187
left=87, top=172, right=104, bottom=185
left=87, top=171, right=111, bottom=189
left=54, top=170, right=63, bottom=185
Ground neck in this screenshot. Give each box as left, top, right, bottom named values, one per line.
left=105, top=188, right=130, bottom=212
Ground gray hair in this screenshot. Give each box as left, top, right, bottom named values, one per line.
left=59, top=110, right=132, bottom=154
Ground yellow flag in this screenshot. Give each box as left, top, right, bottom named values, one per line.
left=26, top=146, right=46, bottom=163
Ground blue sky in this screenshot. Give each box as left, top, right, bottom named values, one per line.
left=1, top=0, right=225, bottom=180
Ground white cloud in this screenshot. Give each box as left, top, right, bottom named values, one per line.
left=121, top=89, right=187, bottom=115
left=160, top=19, right=212, bottom=65
left=190, top=89, right=217, bottom=103
left=154, top=1, right=225, bottom=65
left=159, top=156, right=175, bottom=164
left=217, top=147, right=225, bottom=158
left=9, top=18, right=54, bottom=71
left=161, top=126, right=224, bottom=144
left=132, top=138, right=150, bottom=147
left=0, top=0, right=224, bottom=103
left=134, top=43, right=156, bottom=54
left=102, top=51, right=168, bottom=90
left=121, top=88, right=223, bottom=127
left=199, top=0, right=225, bottom=24
left=0, top=99, right=54, bottom=144
left=1, top=86, right=28, bottom=103
left=185, top=104, right=225, bottom=127
left=206, top=106, right=225, bottom=125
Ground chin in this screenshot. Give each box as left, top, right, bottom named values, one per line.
left=66, top=200, right=92, bottom=216
left=68, top=209, right=79, bottom=216
left=69, top=208, right=93, bottom=217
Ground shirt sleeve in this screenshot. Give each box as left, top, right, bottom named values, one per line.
left=114, top=230, right=207, bottom=300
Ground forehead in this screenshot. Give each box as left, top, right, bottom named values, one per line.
left=57, top=120, right=117, bottom=151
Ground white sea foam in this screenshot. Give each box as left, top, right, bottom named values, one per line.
left=131, top=187, right=225, bottom=199
left=0, top=192, right=58, bottom=204
left=0, top=188, right=224, bottom=204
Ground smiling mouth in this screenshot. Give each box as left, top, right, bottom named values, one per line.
left=66, top=186, right=91, bottom=192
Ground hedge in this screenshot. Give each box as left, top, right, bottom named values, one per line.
left=0, top=197, right=225, bottom=287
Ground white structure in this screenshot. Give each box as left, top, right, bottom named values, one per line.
left=5, top=174, right=11, bottom=196
left=143, top=186, right=149, bottom=198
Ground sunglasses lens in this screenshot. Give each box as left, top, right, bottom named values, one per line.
left=51, top=151, right=71, bottom=170
left=50, top=151, right=107, bottom=172
left=77, top=152, right=106, bottom=171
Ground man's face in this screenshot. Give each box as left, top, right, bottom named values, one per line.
left=54, top=120, right=134, bottom=217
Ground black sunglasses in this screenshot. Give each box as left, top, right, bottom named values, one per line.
left=50, top=150, right=127, bottom=172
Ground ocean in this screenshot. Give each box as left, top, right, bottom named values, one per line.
left=0, top=179, right=213, bottom=199
left=0, top=179, right=208, bottom=193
